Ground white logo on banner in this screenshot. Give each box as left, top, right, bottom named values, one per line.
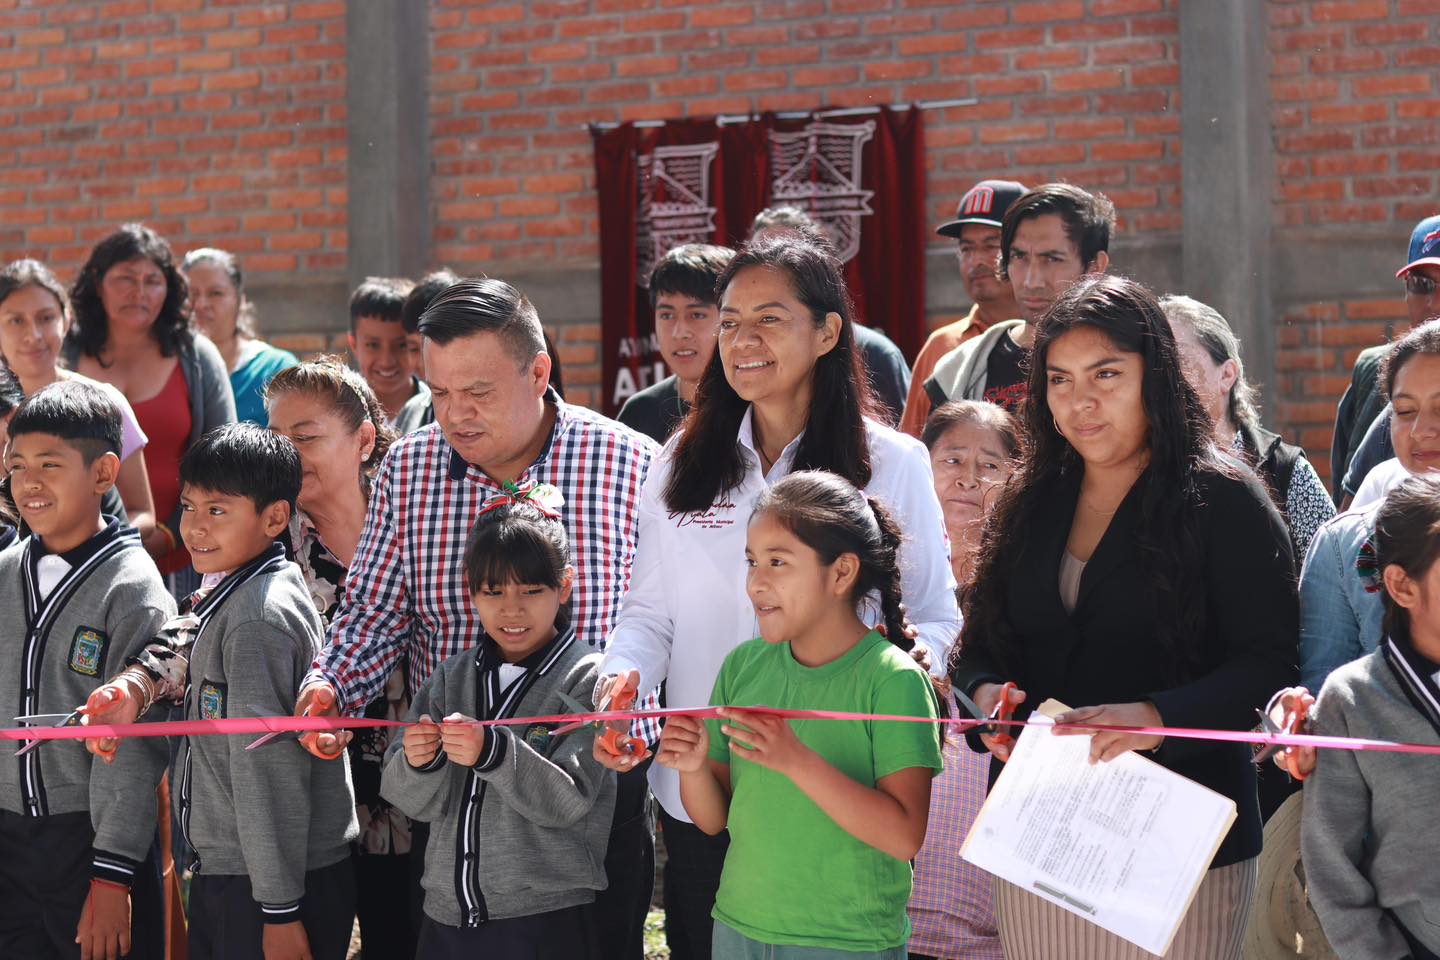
left=636, top=141, right=720, bottom=288
left=768, top=121, right=876, bottom=264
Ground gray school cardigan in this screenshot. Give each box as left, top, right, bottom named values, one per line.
left=177, top=545, right=357, bottom=923
left=0, top=525, right=176, bottom=887
left=381, top=630, right=616, bottom=929
left=1301, top=647, right=1440, bottom=959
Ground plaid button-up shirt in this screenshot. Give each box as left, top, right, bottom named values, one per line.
left=308, top=390, right=659, bottom=715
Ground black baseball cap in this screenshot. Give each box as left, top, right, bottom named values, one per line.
left=936, top=179, right=1028, bottom=238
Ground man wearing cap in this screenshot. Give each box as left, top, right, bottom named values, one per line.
left=899, top=179, right=1025, bottom=436
left=1331, top=213, right=1440, bottom=506
left=920, top=182, right=1114, bottom=416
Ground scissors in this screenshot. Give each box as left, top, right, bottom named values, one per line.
left=554, top=675, right=647, bottom=757
left=1253, top=694, right=1311, bottom=779
left=954, top=681, right=1018, bottom=749
left=244, top=704, right=310, bottom=751
left=12, top=708, right=85, bottom=757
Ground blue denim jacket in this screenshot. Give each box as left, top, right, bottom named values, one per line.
left=1299, top=502, right=1385, bottom=692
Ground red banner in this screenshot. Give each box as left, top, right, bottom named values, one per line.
left=592, top=107, right=926, bottom=417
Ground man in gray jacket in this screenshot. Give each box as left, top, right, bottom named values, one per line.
left=924, top=183, right=1114, bottom=415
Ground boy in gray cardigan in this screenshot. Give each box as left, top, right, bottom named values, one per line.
left=382, top=491, right=616, bottom=959
left=172, top=424, right=358, bottom=960
left=0, top=382, right=175, bottom=959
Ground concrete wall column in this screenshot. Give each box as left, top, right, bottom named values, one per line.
left=346, top=0, right=431, bottom=290
left=1180, top=0, right=1275, bottom=408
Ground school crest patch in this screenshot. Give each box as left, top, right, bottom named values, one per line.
left=67, top=628, right=108, bottom=677
left=199, top=680, right=227, bottom=720
left=522, top=723, right=556, bottom=756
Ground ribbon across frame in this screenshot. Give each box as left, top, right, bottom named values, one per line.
left=7, top=706, right=1440, bottom=757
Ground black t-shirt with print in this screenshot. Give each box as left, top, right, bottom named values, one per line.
left=983, top=329, right=1028, bottom=412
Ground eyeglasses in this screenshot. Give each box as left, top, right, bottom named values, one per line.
left=1405, top=273, right=1437, bottom=297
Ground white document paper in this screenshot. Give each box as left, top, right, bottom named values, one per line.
left=960, top=700, right=1237, bottom=957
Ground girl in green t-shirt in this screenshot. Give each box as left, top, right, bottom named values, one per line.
left=657, top=470, right=943, bottom=959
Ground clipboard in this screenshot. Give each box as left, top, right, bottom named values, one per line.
left=960, top=699, right=1237, bottom=956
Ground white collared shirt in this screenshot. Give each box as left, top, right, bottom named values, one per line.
left=35, top=554, right=70, bottom=601
left=601, top=408, right=959, bottom=820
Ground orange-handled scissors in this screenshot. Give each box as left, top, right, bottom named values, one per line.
left=554, top=675, right=647, bottom=757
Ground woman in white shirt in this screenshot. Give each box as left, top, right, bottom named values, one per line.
left=597, top=233, right=959, bottom=960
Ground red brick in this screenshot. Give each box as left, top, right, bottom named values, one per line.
left=864, top=59, right=930, bottom=81
left=690, top=7, right=753, bottom=27
left=595, top=36, right=655, bottom=56
left=1050, top=21, right=1128, bottom=42
left=973, top=27, right=1044, bottom=49
left=1056, top=117, right=1127, bottom=138
left=207, top=28, right=260, bottom=50
left=979, top=122, right=1048, bottom=144
left=1093, top=40, right=1168, bottom=65
left=1311, top=0, right=1389, bottom=20
left=1312, top=153, right=1390, bottom=176
left=937, top=8, right=1010, bottom=29
left=616, top=55, right=680, bottom=77
left=1091, top=141, right=1165, bottom=161
left=1271, top=78, right=1342, bottom=102
left=1015, top=143, right=1086, bottom=165
left=1010, top=0, right=1084, bottom=23
left=1308, top=50, right=1385, bottom=73
left=1309, top=101, right=1389, bottom=125
left=530, top=41, right=589, bottom=62
left=975, top=75, right=1045, bottom=96
left=1353, top=74, right=1432, bottom=98
left=1090, top=0, right=1165, bottom=13
left=796, top=65, right=861, bottom=86
left=1014, top=48, right=1085, bottom=69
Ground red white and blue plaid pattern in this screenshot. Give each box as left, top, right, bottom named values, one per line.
left=308, top=390, right=658, bottom=721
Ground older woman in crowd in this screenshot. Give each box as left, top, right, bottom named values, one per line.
left=908, top=400, right=1018, bottom=960
left=64, top=223, right=235, bottom=582
left=184, top=247, right=298, bottom=427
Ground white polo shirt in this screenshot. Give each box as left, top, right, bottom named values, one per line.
left=601, top=407, right=959, bottom=821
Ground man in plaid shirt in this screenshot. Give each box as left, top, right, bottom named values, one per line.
left=295, top=277, right=659, bottom=958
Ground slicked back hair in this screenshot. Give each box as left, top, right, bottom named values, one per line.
left=418, top=277, right=546, bottom=369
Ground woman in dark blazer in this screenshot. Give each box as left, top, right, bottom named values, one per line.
left=950, top=274, right=1297, bottom=960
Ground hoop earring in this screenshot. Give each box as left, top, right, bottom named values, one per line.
left=1053, top=416, right=1062, bottom=434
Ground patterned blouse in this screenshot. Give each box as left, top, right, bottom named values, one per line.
left=289, top=510, right=411, bottom=858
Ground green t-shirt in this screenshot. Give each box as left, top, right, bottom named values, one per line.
left=706, top=631, right=943, bottom=951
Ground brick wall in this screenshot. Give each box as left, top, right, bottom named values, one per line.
left=427, top=0, right=1182, bottom=268
left=0, top=0, right=347, bottom=280
left=0, top=0, right=1436, bottom=461
left=427, top=0, right=1183, bottom=407
left=1268, top=0, right=1438, bottom=484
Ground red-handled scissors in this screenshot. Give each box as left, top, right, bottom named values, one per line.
left=954, top=681, right=1019, bottom=747
left=987, top=681, right=1018, bottom=749
left=553, top=675, right=647, bottom=758
left=1280, top=696, right=1312, bottom=781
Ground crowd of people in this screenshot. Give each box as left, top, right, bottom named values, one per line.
left=0, top=178, right=1436, bottom=960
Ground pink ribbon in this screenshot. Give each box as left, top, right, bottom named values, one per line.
left=8, top=706, right=1440, bottom=757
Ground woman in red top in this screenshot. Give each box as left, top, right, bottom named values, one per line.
left=64, top=223, right=235, bottom=580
